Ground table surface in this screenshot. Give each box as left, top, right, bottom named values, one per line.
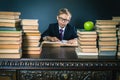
left=22, top=47, right=120, bottom=61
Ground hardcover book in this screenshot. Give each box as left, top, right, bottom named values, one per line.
left=21, top=19, right=39, bottom=25
left=75, top=48, right=98, bottom=59
left=0, top=53, right=22, bottom=58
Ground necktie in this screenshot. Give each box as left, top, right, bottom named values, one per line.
left=59, top=29, right=63, bottom=40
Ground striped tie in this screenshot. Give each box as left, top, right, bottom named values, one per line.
left=59, top=29, right=63, bottom=40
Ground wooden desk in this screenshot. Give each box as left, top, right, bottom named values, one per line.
left=0, top=47, right=120, bottom=80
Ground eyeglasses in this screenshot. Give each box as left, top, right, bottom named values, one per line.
left=58, top=17, right=70, bottom=22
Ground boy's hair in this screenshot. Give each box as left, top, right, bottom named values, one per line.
left=58, top=8, right=72, bottom=18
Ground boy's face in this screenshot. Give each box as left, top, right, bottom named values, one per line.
left=57, top=14, right=71, bottom=28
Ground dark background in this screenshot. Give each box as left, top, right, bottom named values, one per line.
left=0, top=0, right=120, bottom=33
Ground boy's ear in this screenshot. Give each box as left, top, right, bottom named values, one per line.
left=57, top=16, right=59, bottom=20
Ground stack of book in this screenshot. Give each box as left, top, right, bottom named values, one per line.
left=76, top=29, right=98, bottom=58
left=0, top=11, right=22, bottom=58
left=96, top=20, right=119, bottom=56
left=112, top=17, right=120, bottom=56
left=21, top=19, right=42, bottom=54
left=112, top=16, right=120, bottom=22
left=0, top=11, right=21, bottom=31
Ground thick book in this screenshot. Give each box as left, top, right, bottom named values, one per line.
left=0, top=22, right=20, bottom=27
left=96, top=20, right=119, bottom=25
left=99, top=41, right=117, bottom=46
left=23, top=47, right=42, bottom=54
left=97, top=30, right=116, bottom=33
left=78, top=34, right=97, bottom=38
left=99, top=45, right=117, bottom=49
left=96, top=24, right=116, bottom=28
left=98, top=33, right=116, bottom=37
left=23, top=42, right=40, bottom=47
left=99, top=47, right=117, bottom=51
left=0, top=19, right=20, bottom=23
left=21, top=19, right=39, bottom=25
left=0, top=11, right=21, bottom=15
left=0, top=41, right=21, bottom=44
left=0, top=27, right=21, bottom=31
left=77, top=29, right=97, bottom=35
left=23, top=32, right=41, bottom=36
left=0, top=44, right=21, bottom=49
left=79, top=45, right=97, bottom=49
left=22, top=29, right=39, bottom=33
left=78, top=47, right=98, bottom=53
left=0, top=30, right=22, bottom=36
left=23, top=47, right=41, bottom=50
left=0, top=15, right=19, bottom=19
left=0, top=36, right=21, bottom=40
left=99, top=51, right=116, bottom=56
left=78, top=37, right=96, bottom=42
left=78, top=40, right=96, bottom=46
left=75, top=48, right=98, bottom=59
left=0, top=53, right=22, bottom=58
left=99, top=37, right=117, bottom=41
left=22, top=25, right=39, bottom=30
left=23, top=35, right=41, bottom=40
left=23, top=39, right=40, bottom=43
left=0, top=49, right=21, bottom=54
left=23, top=50, right=42, bottom=54
left=112, top=17, right=120, bottom=21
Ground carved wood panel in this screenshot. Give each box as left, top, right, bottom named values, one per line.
left=18, top=70, right=113, bottom=80
left=0, top=70, right=16, bottom=80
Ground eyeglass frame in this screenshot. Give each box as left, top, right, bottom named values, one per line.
left=58, top=16, right=70, bottom=22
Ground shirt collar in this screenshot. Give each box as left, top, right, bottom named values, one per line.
left=59, top=26, right=65, bottom=31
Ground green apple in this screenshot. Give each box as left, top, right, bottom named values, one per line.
left=84, top=21, right=94, bottom=31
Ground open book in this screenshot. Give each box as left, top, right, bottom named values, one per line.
left=41, top=40, right=78, bottom=47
